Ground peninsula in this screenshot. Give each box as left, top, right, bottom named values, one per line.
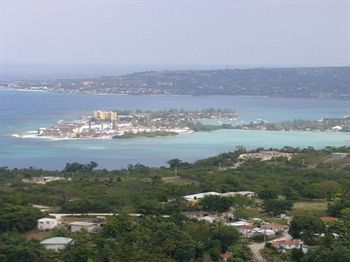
left=28, top=109, right=238, bottom=140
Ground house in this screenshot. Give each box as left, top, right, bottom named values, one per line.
left=69, top=221, right=99, bottom=233
left=220, top=251, right=233, bottom=262
left=332, top=126, right=342, bottom=131
left=183, top=192, right=221, bottom=202
left=261, top=223, right=289, bottom=233
left=199, top=216, right=216, bottom=223
left=320, top=216, right=337, bottom=223
left=237, top=225, right=258, bottom=237
left=40, top=237, right=73, bottom=251
left=255, top=228, right=276, bottom=238
left=37, top=218, right=58, bottom=231
left=272, top=239, right=307, bottom=253
left=227, top=220, right=251, bottom=227
left=331, top=152, right=348, bottom=160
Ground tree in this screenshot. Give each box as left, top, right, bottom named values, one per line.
left=263, top=199, right=293, bottom=216
left=258, top=189, right=278, bottom=200
left=167, top=159, right=182, bottom=169
left=290, top=248, right=304, bottom=262
left=289, top=215, right=325, bottom=243
left=199, top=195, right=232, bottom=212
left=211, top=224, right=240, bottom=251
left=87, top=161, right=98, bottom=171
left=0, top=204, right=43, bottom=232
left=0, top=233, right=45, bottom=262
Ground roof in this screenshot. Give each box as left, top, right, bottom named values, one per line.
left=183, top=192, right=221, bottom=200
left=221, top=191, right=255, bottom=197
left=199, top=216, right=216, bottom=223
left=40, top=237, right=73, bottom=245
left=220, top=251, right=233, bottom=260
left=228, top=221, right=251, bottom=227
left=320, top=216, right=337, bottom=222
left=262, top=223, right=289, bottom=230
left=238, top=225, right=256, bottom=230
left=69, top=221, right=97, bottom=227
left=38, top=218, right=57, bottom=222
left=274, top=239, right=300, bottom=246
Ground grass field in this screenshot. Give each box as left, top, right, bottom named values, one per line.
left=291, top=201, right=328, bottom=216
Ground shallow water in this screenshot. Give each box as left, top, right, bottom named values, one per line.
left=1, top=88, right=350, bottom=169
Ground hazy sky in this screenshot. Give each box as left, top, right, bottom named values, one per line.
left=1, top=0, right=349, bottom=67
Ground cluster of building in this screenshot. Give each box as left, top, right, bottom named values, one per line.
left=238, top=151, right=294, bottom=161
left=35, top=110, right=195, bottom=139
left=180, top=190, right=313, bottom=255
left=182, top=191, right=256, bottom=203
left=37, top=216, right=106, bottom=251
left=22, top=176, right=66, bottom=184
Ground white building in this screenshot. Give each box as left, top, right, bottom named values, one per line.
left=40, top=237, right=73, bottom=251
left=273, top=240, right=307, bottom=253
left=183, top=192, right=221, bottom=202
left=227, top=221, right=251, bottom=227
left=69, top=221, right=99, bottom=233
left=332, top=126, right=342, bottom=131
left=221, top=191, right=256, bottom=197
left=37, top=218, right=58, bottom=231
left=331, top=152, right=348, bottom=160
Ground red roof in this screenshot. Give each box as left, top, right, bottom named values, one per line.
left=239, top=225, right=255, bottom=230
left=220, top=251, right=233, bottom=261
left=320, top=216, right=337, bottom=222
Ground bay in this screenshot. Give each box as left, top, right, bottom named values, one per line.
left=1, top=88, right=350, bottom=170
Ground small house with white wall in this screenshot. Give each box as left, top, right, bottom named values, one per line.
left=273, top=240, right=307, bottom=253
left=40, top=237, right=73, bottom=251
left=37, top=218, right=58, bottom=231
left=69, top=221, right=99, bottom=233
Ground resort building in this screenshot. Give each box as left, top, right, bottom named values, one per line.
left=93, top=111, right=118, bottom=121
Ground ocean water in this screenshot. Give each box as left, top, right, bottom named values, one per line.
left=1, top=88, right=350, bottom=170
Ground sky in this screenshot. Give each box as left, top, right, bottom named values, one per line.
left=1, top=0, right=349, bottom=75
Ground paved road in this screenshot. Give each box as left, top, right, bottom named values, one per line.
left=249, top=231, right=292, bottom=262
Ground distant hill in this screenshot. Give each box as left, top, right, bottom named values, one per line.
left=3, top=67, right=350, bottom=99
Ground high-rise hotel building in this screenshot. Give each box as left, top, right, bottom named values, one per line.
left=93, top=111, right=117, bottom=121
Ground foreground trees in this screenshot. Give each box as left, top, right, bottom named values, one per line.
left=0, top=233, right=45, bottom=262
left=57, top=214, right=246, bottom=262
left=289, top=215, right=326, bottom=244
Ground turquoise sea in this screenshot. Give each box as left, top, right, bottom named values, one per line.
left=1, top=88, right=350, bottom=170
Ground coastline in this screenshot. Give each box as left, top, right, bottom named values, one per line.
left=2, top=86, right=350, bottom=101
left=11, top=128, right=349, bottom=142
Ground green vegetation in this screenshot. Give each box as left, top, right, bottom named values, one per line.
left=5, top=67, right=349, bottom=98
left=1, top=146, right=350, bottom=261
left=235, top=117, right=350, bottom=132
